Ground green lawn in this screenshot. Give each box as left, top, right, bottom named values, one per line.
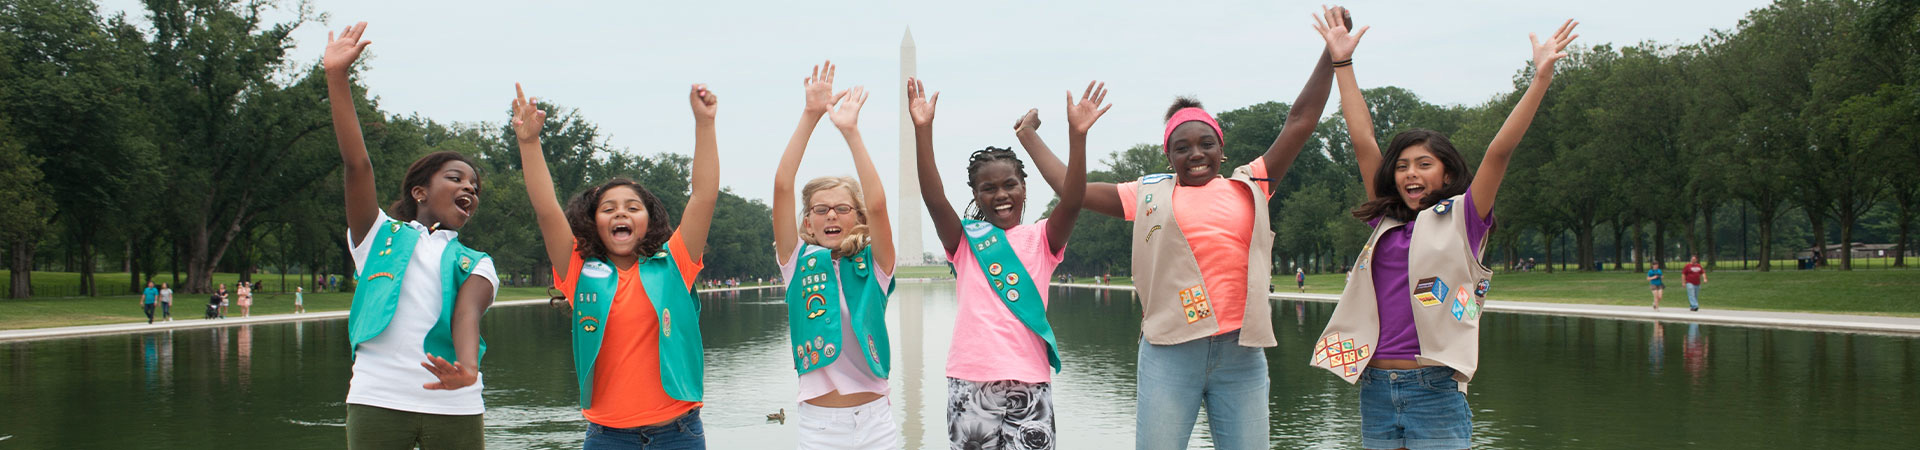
left=0, top=270, right=553, bottom=330
left=1076, top=268, right=1920, bottom=317
left=895, top=265, right=956, bottom=279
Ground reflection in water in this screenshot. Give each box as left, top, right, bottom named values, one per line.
left=0, top=287, right=1916, bottom=449
left=1649, top=321, right=1665, bottom=375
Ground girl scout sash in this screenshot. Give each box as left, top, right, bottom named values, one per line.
left=786, top=244, right=894, bottom=378
left=569, top=250, right=705, bottom=409
left=962, top=220, right=1062, bottom=373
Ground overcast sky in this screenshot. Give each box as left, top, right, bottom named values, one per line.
left=103, top=0, right=1773, bottom=258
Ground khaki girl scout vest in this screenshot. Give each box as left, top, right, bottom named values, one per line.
left=961, top=220, right=1062, bottom=372
left=569, top=250, right=704, bottom=409
left=348, top=219, right=489, bottom=366
left=1129, top=164, right=1277, bottom=347
left=787, top=244, right=895, bottom=378
left=1310, top=194, right=1492, bottom=391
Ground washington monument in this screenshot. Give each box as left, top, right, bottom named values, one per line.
left=897, top=28, right=924, bottom=265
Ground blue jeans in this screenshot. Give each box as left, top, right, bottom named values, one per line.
left=1686, top=283, right=1701, bottom=309
left=1135, top=330, right=1270, bottom=450
left=1359, top=367, right=1472, bottom=450
left=584, top=409, right=705, bottom=450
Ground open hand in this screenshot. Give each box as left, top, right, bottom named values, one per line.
left=1065, top=80, right=1112, bottom=135
left=907, top=77, right=938, bottom=128
left=420, top=355, right=478, bottom=390
left=1013, top=108, right=1041, bottom=133
left=804, top=61, right=840, bottom=114
left=1531, top=19, right=1580, bottom=76
left=1311, top=5, right=1366, bottom=62
left=829, top=86, right=869, bottom=131
left=322, top=22, right=372, bottom=74
left=690, top=83, right=719, bottom=122
left=510, top=83, right=546, bottom=145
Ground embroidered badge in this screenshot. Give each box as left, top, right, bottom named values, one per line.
left=824, top=343, right=836, bottom=358
left=1356, top=245, right=1373, bottom=271
left=858, top=262, right=867, bottom=271
left=964, top=221, right=993, bottom=238
left=1414, top=277, right=1449, bottom=307
left=1179, top=285, right=1213, bottom=324
left=1146, top=225, right=1162, bottom=243
left=807, top=258, right=817, bottom=269
left=867, top=337, right=881, bottom=365
left=815, top=337, right=825, bottom=349
left=1475, top=279, right=1490, bottom=298
left=579, top=316, right=601, bottom=333
left=994, top=280, right=1005, bottom=291
left=661, top=309, right=672, bottom=337
left=1007, top=289, right=1021, bottom=302
left=1006, top=273, right=1020, bottom=285
left=655, top=251, right=668, bottom=258
left=1433, top=198, right=1453, bottom=215
left=989, top=263, right=1003, bottom=276
left=1450, top=287, right=1468, bottom=320
left=1313, top=333, right=1372, bottom=379
left=582, top=261, right=613, bottom=279
left=390, top=222, right=403, bottom=233
left=805, top=293, right=829, bottom=319
left=459, top=256, right=472, bottom=271
left=854, top=256, right=863, bottom=263
left=366, top=272, right=395, bottom=281
left=1142, top=174, right=1172, bottom=184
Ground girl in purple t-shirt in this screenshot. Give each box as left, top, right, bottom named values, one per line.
left=1315, top=8, right=1578, bottom=450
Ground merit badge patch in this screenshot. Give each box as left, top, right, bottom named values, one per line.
left=1433, top=198, right=1454, bottom=215
left=1414, top=277, right=1449, bottom=307
left=1142, top=174, right=1173, bottom=185
left=1007, top=289, right=1021, bottom=302
left=824, top=343, right=836, bottom=358
left=1313, top=333, right=1372, bottom=379
left=1475, top=279, right=1490, bottom=298
left=965, top=221, right=994, bottom=238
left=582, top=261, right=613, bottom=279
left=579, top=315, right=601, bottom=333
left=661, top=309, right=672, bottom=337
left=459, top=256, right=472, bottom=271
left=1006, top=273, right=1020, bottom=285
left=1450, top=287, right=1469, bottom=320
left=1179, top=285, right=1213, bottom=324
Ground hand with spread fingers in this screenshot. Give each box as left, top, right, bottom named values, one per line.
left=907, top=77, right=938, bottom=128
left=1311, top=5, right=1366, bottom=62
left=1531, top=19, right=1581, bottom=77
left=690, top=83, right=719, bottom=123
left=1066, top=80, right=1113, bottom=136
left=420, top=355, right=478, bottom=391
left=322, top=21, right=372, bottom=74
left=803, top=60, right=841, bottom=115
left=510, top=83, right=547, bottom=145
left=829, top=86, right=869, bottom=131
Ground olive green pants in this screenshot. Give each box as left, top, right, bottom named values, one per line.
left=346, top=403, right=484, bottom=450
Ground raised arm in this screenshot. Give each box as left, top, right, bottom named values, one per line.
left=908, top=77, right=963, bottom=255
left=773, top=61, right=840, bottom=264
left=679, top=84, right=721, bottom=258
left=1313, top=6, right=1382, bottom=201
left=828, top=86, right=895, bottom=271
left=1016, top=110, right=1125, bottom=218
left=511, top=84, right=575, bottom=279
left=1049, top=81, right=1111, bottom=253
left=1473, top=19, right=1578, bottom=218
left=1264, top=7, right=1346, bottom=182
left=324, top=22, right=379, bottom=244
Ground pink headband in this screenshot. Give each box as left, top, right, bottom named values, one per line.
left=1163, top=107, right=1223, bottom=151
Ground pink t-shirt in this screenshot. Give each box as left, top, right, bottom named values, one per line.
left=946, top=220, right=1065, bottom=384
left=778, top=244, right=893, bottom=402
left=1116, top=158, right=1274, bottom=336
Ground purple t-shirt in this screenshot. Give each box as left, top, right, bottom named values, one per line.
left=1368, top=192, right=1494, bottom=361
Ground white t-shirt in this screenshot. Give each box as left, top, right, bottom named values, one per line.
left=346, top=210, right=498, bottom=415
left=159, top=289, right=172, bottom=304
left=778, top=244, right=892, bottom=402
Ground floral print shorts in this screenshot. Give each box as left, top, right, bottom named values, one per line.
left=947, top=378, right=1054, bottom=450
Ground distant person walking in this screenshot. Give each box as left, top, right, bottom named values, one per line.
left=142, top=281, right=159, bottom=324
left=293, top=286, right=306, bottom=314
left=1296, top=268, right=1307, bottom=293
left=1682, top=255, right=1707, bottom=311
left=159, top=283, right=174, bottom=322
left=237, top=282, right=253, bottom=317
left=1646, top=262, right=1665, bottom=310
left=215, top=284, right=229, bottom=318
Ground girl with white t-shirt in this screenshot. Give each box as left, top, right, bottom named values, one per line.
left=325, top=22, right=498, bottom=449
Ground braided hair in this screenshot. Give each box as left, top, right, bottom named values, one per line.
left=962, top=146, right=1029, bottom=221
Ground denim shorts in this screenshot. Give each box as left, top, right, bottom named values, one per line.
left=1358, top=366, right=1472, bottom=450
left=584, top=409, right=705, bottom=450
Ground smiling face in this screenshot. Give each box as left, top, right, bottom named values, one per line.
left=1165, top=122, right=1224, bottom=186
left=593, top=185, right=650, bottom=258
left=1392, top=143, right=1453, bottom=210
left=408, top=160, right=481, bottom=230
left=803, top=185, right=864, bottom=249
left=971, top=160, right=1027, bottom=229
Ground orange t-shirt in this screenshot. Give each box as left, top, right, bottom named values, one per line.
left=553, top=232, right=704, bottom=428
left=1115, top=158, right=1273, bottom=336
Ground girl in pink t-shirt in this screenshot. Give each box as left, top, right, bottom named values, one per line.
left=908, top=77, right=1108, bottom=449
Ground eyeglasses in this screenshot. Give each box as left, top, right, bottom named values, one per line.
left=808, top=204, right=855, bottom=216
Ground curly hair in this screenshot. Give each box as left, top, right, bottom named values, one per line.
left=389, top=151, right=483, bottom=224
left=564, top=178, right=675, bottom=261
left=800, top=176, right=871, bottom=259
left=1164, top=96, right=1204, bottom=120
left=1350, top=129, right=1474, bottom=223
left=961, top=146, right=1028, bottom=221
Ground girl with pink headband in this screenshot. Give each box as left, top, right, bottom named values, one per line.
left=1307, top=7, right=1578, bottom=450
left=1019, top=8, right=1351, bottom=448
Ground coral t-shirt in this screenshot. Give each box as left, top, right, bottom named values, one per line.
left=1115, top=158, right=1273, bottom=336
left=553, top=232, right=704, bottom=428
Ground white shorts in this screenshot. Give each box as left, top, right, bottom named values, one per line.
left=796, top=396, right=900, bottom=450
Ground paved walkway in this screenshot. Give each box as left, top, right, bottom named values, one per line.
left=1056, top=283, right=1920, bottom=337
left=0, top=285, right=781, bottom=343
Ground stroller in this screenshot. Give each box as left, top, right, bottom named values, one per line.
left=206, top=294, right=222, bottom=319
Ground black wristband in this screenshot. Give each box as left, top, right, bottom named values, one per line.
left=1331, top=58, right=1353, bottom=68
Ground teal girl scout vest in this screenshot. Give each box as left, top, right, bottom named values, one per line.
left=568, top=249, right=704, bottom=409
left=348, top=219, right=489, bottom=366
left=961, top=220, right=1061, bottom=373
left=786, top=244, right=894, bottom=378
